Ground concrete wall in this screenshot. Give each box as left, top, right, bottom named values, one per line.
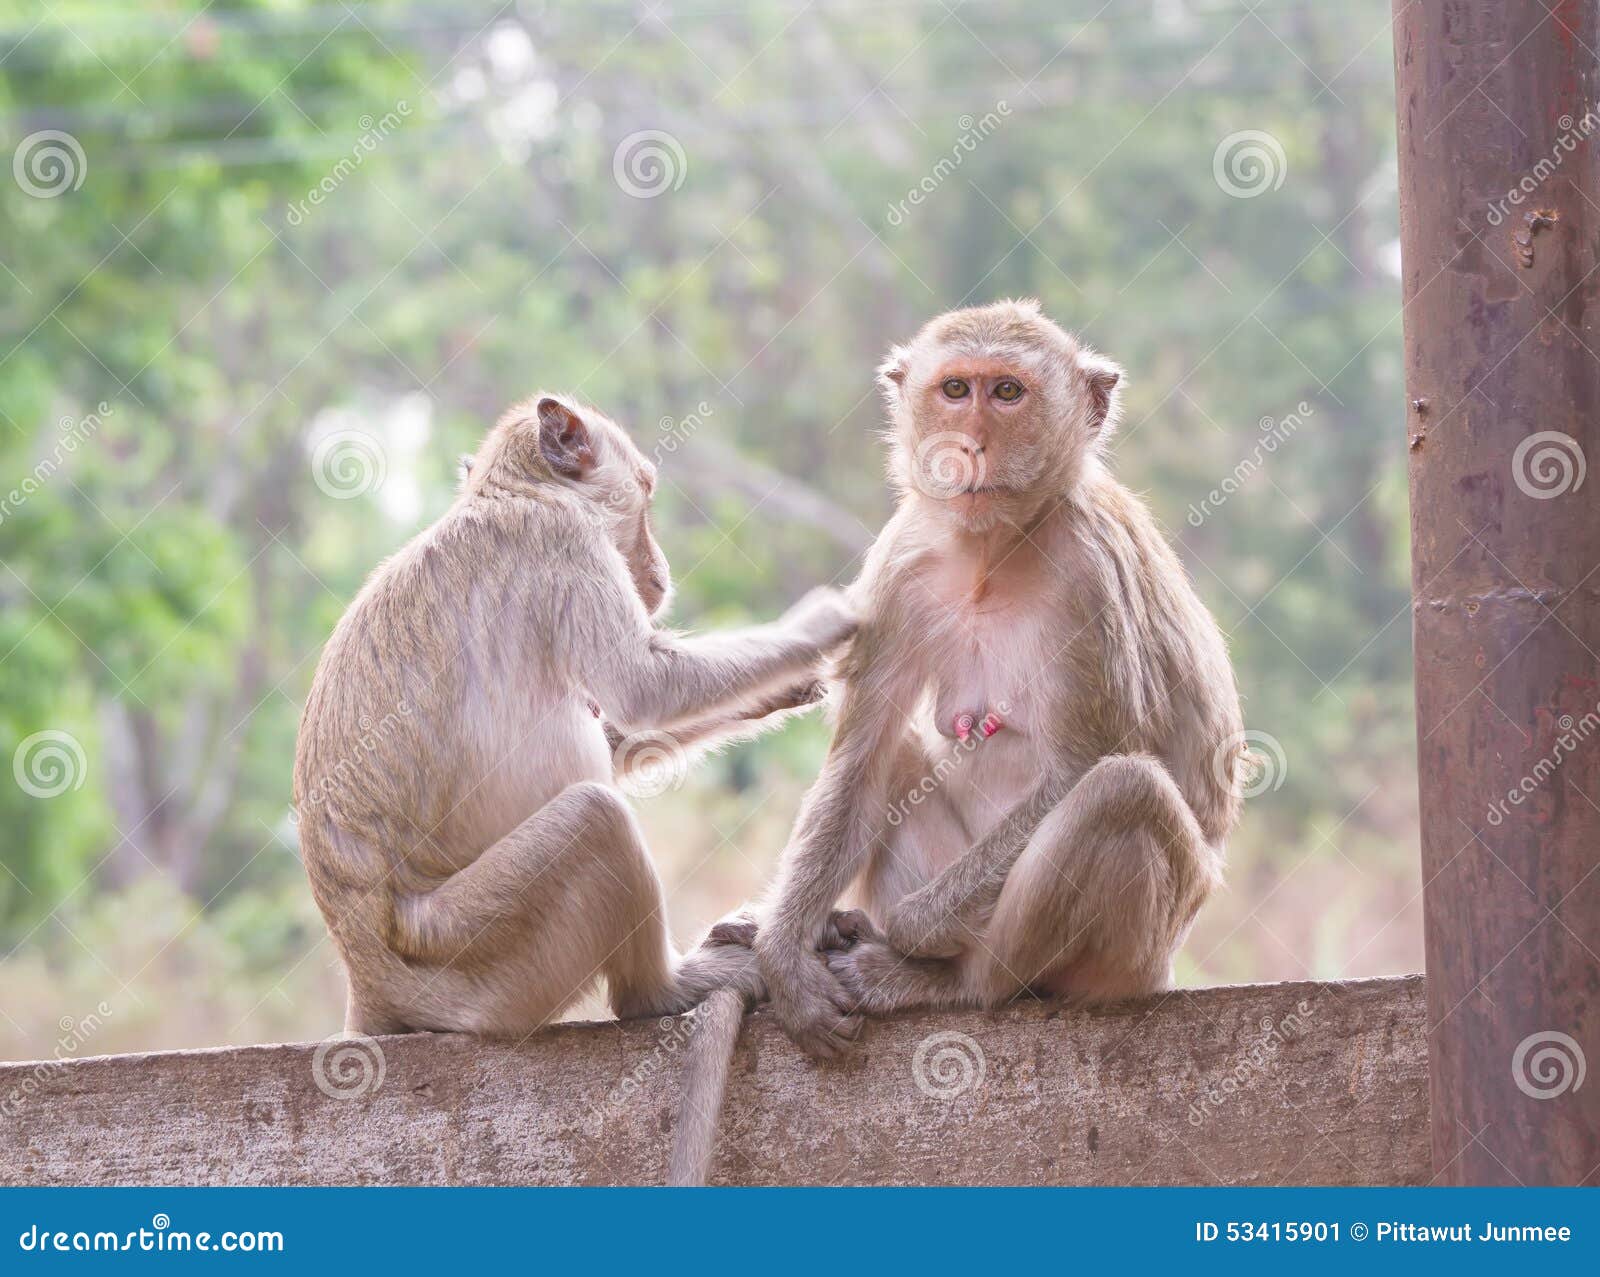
left=0, top=975, right=1427, bottom=1186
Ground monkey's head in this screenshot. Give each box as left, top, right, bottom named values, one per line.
left=877, top=299, right=1123, bottom=534
left=470, top=394, right=672, bottom=617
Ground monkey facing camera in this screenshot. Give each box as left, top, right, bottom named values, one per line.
left=751, top=299, right=1243, bottom=1060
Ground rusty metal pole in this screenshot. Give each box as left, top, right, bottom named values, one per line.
left=1393, top=1, right=1600, bottom=1184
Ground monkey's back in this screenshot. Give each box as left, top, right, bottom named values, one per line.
left=291, top=492, right=610, bottom=961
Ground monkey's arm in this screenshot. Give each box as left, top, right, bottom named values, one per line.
left=566, top=531, right=853, bottom=734
left=881, top=771, right=1073, bottom=958
left=753, top=665, right=918, bottom=1058
left=605, top=678, right=826, bottom=775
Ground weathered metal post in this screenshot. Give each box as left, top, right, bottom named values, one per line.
left=1393, top=1, right=1600, bottom=1184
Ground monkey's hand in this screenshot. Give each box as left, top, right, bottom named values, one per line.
left=740, top=676, right=826, bottom=720
left=881, top=889, right=968, bottom=959
left=708, top=906, right=872, bottom=952
left=754, top=936, right=864, bottom=1060
left=780, top=586, right=859, bottom=655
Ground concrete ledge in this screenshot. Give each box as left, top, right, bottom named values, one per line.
left=0, top=975, right=1427, bottom=1186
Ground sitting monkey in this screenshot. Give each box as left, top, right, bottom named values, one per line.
left=748, top=300, right=1245, bottom=1058
left=293, top=394, right=856, bottom=1038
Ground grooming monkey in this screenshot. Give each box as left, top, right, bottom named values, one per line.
left=292, top=394, right=855, bottom=1051
left=734, top=299, right=1247, bottom=1058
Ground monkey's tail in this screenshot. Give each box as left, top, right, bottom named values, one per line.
left=666, top=988, right=745, bottom=1187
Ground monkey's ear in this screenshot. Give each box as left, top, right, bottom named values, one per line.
left=536, top=397, right=596, bottom=478
left=458, top=453, right=475, bottom=480
left=1080, top=354, right=1124, bottom=436
left=876, top=346, right=911, bottom=400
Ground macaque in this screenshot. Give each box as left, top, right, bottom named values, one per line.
left=750, top=299, right=1244, bottom=1058
left=292, top=393, right=856, bottom=1042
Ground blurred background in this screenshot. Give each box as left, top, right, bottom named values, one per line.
left=0, top=0, right=1418, bottom=1061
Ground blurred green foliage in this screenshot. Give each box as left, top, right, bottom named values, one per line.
left=0, top=0, right=1420, bottom=1059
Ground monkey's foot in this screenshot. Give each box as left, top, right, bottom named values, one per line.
left=704, top=909, right=760, bottom=949
left=825, top=940, right=956, bottom=1016
left=820, top=907, right=879, bottom=952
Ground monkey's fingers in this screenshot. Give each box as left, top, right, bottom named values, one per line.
left=821, top=907, right=881, bottom=951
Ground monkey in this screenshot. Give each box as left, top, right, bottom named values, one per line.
left=738, top=298, right=1245, bottom=1059
left=292, top=393, right=856, bottom=1061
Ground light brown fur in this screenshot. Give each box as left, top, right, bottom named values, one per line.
left=750, top=300, right=1244, bottom=1057
left=292, top=393, right=855, bottom=1039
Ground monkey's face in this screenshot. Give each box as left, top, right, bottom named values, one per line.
left=879, top=304, right=1124, bottom=535
left=521, top=396, right=672, bottom=618
left=895, top=352, right=1056, bottom=533
left=585, top=423, right=671, bottom=620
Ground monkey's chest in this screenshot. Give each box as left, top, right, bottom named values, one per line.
left=920, top=627, right=1045, bottom=832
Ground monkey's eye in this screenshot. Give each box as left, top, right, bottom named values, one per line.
left=941, top=378, right=970, bottom=400
left=993, top=379, right=1024, bottom=402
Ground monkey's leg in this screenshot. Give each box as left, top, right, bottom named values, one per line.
left=391, top=780, right=757, bottom=1033
left=831, top=754, right=1220, bottom=1014
left=968, top=753, right=1219, bottom=1004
